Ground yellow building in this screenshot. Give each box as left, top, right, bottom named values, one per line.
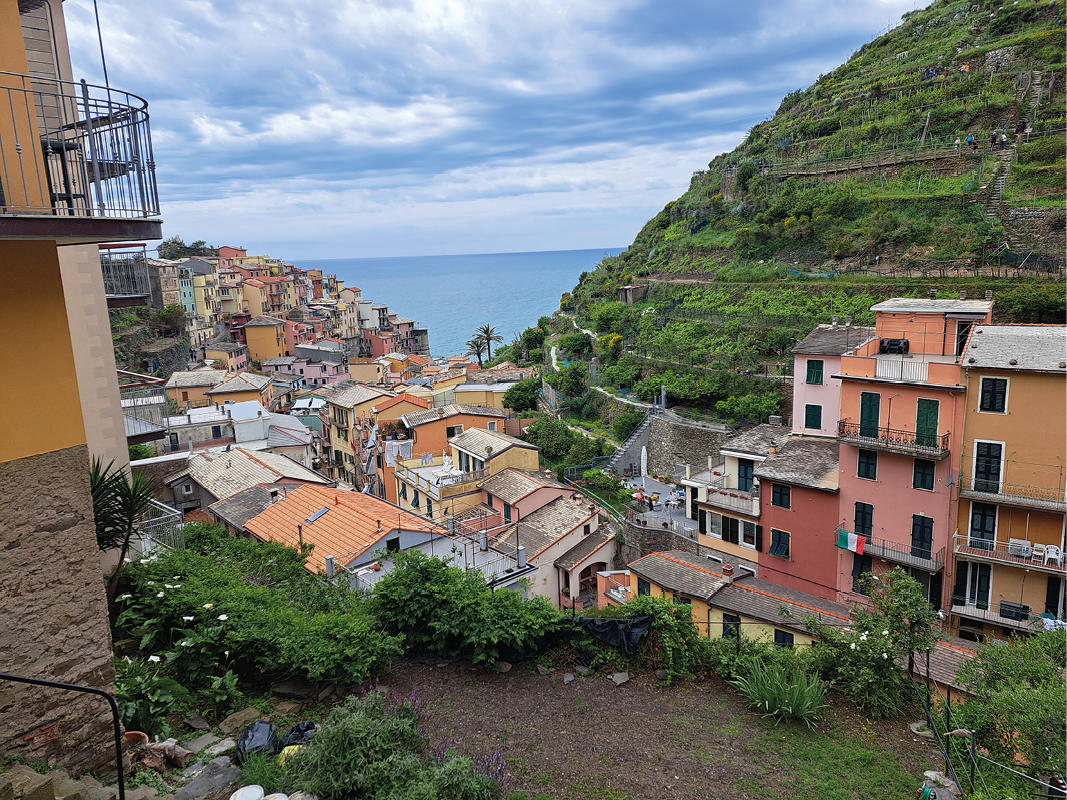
left=628, top=551, right=850, bottom=645
left=242, top=315, right=288, bottom=362
left=348, top=358, right=387, bottom=384
left=241, top=279, right=272, bottom=317
left=0, top=0, right=162, bottom=770
left=326, top=383, right=395, bottom=485
left=204, top=373, right=273, bottom=406
left=165, top=369, right=229, bottom=409
left=950, top=325, right=1067, bottom=641
left=393, top=428, right=540, bottom=521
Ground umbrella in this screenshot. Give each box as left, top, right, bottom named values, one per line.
left=633, top=493, right=644, bottom=500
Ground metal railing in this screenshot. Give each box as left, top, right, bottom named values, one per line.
left=837, top=420, right=950, bottom=458
left=873, top=358, right=929, bottom=382
left=837, top=527, right=946, bottom=571
left=952, top=533, right=1065, bottom=573
left=957, top=476, right=1066, bottom=511
left=0, top=72, right=158, bottom=218
left=950, top=596, right=1054, bottom=631
left=102, top=246, right=150, bottom=297
left=137, top=500, right=184, bottom=552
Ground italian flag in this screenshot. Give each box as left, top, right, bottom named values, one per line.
left=836, top=528, right=865, bottom=554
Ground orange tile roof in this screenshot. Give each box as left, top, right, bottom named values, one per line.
left=407, top=354, right=429, bottom=366
left=372, top=393, right=431, bottom=413
left=243, top=484, right=443, bottom=573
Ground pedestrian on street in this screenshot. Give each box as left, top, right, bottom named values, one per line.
left=990, top=132, right=997, bottom=151
left=1000, top=133, right=1008, bottom=149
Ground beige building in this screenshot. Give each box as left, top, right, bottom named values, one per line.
left=165, top=369, right=228, bottom=409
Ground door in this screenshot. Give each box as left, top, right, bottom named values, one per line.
left=737, top=459, right=754, bottom=492
left=915, top=399, right=939, bottom=449
left=974, top=442, right=1002, bottom=493
left=910, top=515, right=934, bottom=560
left=169, top=432, right=179, bottom=452
left=966, top=563, right=992, bottom=610
left=968, top=502, right=997, bottom=550
left=859, top=392, right=880, bottom=437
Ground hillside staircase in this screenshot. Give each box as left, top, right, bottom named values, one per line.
left=605, top=411, right=654, bottom=476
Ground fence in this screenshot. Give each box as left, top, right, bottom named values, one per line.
left=0, top=71, right=159, bottom=218
left=101, top=246, right=150, bottom=298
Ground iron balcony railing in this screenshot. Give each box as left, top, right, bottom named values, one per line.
left=949, top=595, right=1058, bottom=631
left=957, top=476, right=1067, bottom=512
left=101, top=246, right=150, bottom=297
left=0, top=72, right=158, bottom=218
left=952, top=533, right=1065, bottom=574
left=837, top=420, right=950, bottom=458
left=137, top=500, right=184, bottom=552
left=836, top=527, right=946, bottom=572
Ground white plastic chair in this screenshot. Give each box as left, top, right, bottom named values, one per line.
left=1044, top=544, right=1062, bottom=566
left=1032, top=543, right=1046, bottom=563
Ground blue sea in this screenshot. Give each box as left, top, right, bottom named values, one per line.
left=296, top=248, right=623, bottom=358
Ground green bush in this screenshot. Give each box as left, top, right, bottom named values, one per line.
left=612, top=409, right=645, bottom=441
left=730, top=660, right=827, bottom=728
left=240, top=751, right=285, bottom=794
left=286, top=693, right=502, bottom=800
left=114, top=657, right=191, bottom=739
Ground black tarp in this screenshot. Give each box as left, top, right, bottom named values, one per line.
left=234, top=720, right=278, bottom=765
left=279, top=722, right=316, bottom=747
left=573, top=616, right=652, bottom=656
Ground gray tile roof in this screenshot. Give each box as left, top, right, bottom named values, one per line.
left=871, top=297, right=993, bottom=314
left=792, top=324, right=876, bottom=356
left=165, top=369, right=228, bottom=389
left=964, top=325, right=1067, bottom=373
left=908, top=635, right=977, bottom=690
left=242, top=315, right=287, bottom=327
left=712, top=577, right=851, bottom=633
left=263, top=357, right=298, bottom=366
left=451, top=427, right=537, bottom=459
left=753, top=435, right=839, bottom=491
left=491, top=497, right=596, bottom=557
left=163, top=447, right=329, bottom=501
left=327, top=384, right=393, bottom=409
left=205, top=339, right=246, bottom=353
left=478, top=468, right=568, bottom=505
left=554, top=527, right=614, bottom=571
left=721, top=424, right=790, bottom=457
left=208, top=485, right=277, bottom=529
left=205, top=372, right=271, bottom=394
left=628, top=550, right=726, bottom=601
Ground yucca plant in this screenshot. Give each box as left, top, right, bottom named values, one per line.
left=91, top=457, right=158, bottom=601
left=730, top=659, right=828, bottom=729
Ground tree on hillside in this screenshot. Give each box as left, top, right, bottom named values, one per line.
left=152, top=303, right=187, bottom=335
left=522, top=415, right=574, bottom=460
left=465, top=337, right=486, bottom=368
left=612, top=408, right=645, bottom=441
left=475, top=324, right=504, bottom=360
left=502, top=377, right=540, bottom=413
left=157, top=236, right=218, bottom=260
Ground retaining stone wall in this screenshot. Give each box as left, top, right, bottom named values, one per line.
left=646, top=416, right=733, bottom=477
left=0, top=445, right=118, bottom=774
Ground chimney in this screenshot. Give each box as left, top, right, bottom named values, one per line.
left=845, top=315, right=852, bottom=327
left=297, top=524, right=304, bottom=547
left=722, top=563, right=734, bottom=584
left=377, top=519, right=382, bottom=532
left=708, top=456, right=714, bottom=471
left=959, top=290, right=967, bottom=300
left=516, top=545, right=527, bottom=569
left=831, top=315, right=839, bottom=327
left=479, top=531, right=488, bottom=551
left=768, top=445, right=778, bottom=455
left=929, top=289, right=937, bottom=300
left=325, top=555, right=335, bottom=578
left=269, top=488, right=279, bottom=503
left=685, top=464, right=692, bottom=480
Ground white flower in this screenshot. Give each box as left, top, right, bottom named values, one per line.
left=181, top=640, right=191, bottom=647
left=173, top=576, right=181, bottom=580
left=860, top=633, right=867, bottom=641
left=850, top=643, right=856, bottom=650
left=118, top=594, right=132, bottom=600
left=164, top=584, right=174, bottom=589
left=203, top=603, right=213, bottom=610
left=182, top=616, right=195, bottom=621
left=882, top=630, right=889, bottom=636
left=157, top=592, right=165, bottom=598
left=224, top=651, right=230, bottom=658
left=148, top=656, right=161, bottom=663
left=147, top=581, right=156, bottom=585
left=217, top=614, right=229, bottom=621
left=882, top=652, right=888, bottom=659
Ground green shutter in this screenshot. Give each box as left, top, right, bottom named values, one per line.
left=804, top=404, right=822, bottom=430
left=915, top=399, right=939, bottom=448
left=859, top=392, right=880, bottom=437
left=805, top=359, right=824, bottom=385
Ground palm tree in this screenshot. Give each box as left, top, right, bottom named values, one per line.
left=476, top=324, right=504, bottom=360
left=91, top=457, right=159, bottom=601
left=465, top=337, right=486, bottom=367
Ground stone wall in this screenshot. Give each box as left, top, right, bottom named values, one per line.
left=0, top=445, right=118, bottom=774
left=646, top=415, right=734, bottom=477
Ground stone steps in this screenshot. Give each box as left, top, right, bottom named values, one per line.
left=0, top=765, right=171, bottom=800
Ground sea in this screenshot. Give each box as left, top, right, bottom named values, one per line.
left=295, top=248, right=624, bottom=359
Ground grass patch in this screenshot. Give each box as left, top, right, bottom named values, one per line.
left=239, top=752, right=285, bottom=795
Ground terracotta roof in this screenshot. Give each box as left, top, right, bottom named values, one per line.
left=478, top=468, right=568, bottom=505
left=165, top=369, right=228, bottom=389
left=792, top=324, right=876, bottom=356
left=450, top=427, right=537, bottom=459
left=554, top=527, right=614, bottom=571
left=182, top=509, right=213, bottom=525
left=328, top=384, right=394, bottom=409
left=491, top=496, right=596, bottom=558
left=407, top=354, right=429, bottom=366
left=753, top=435, right=839, bottom=491
left=372, top=393, right=430, bottom=413
left=628, top=550, right=726, bottom=601
left=242, top=315, right=287, bottom=327
left=244, top=484, right=444, bottom=573
left=205, top=372, right=271, bottom=395
left=712, top=577, right=851, bottom=633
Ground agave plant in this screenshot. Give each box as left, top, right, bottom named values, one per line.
left=90, top=457, right=158, bottom=600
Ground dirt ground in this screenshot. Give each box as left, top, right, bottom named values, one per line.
left=381, top=660, right=938, bottom=800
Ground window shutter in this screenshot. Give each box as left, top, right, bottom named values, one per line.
left=754, top=525, right=763, bottom=552
left=727, top=517, right=740, bottom=544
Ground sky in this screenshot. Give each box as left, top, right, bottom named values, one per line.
left=64, top=0, right=920, bottom=259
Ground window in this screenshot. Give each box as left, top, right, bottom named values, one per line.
left=969, top=502, right=997, bottom=550
left=859, top=392, right=880, bottom=437
left=211, top=425, right=222, bottom=439
left=769, top=529, right=790, bottom=559
left=722, top=613, right=741, bottom=639
left=915, top=398, right=940, bottom=448
left=709, top=513, right=722, bottom=539
left=637, top=578, right=650, bottom=596
left=723, top=516, right=740, bottom=544
left=805, top=359, right=824, bottom=385
left=857, top=449, right=878, bottom=480
left=741, top=520, right=758, bottom=549
left=486, top=494, right=493, bottom=509
left=690, top=486, right=698, bottom=520
left=583, top=524, right=591, bottom=535
left=399, top=482, right=407, bottom=500
left=182, top=483, right=193, bottom=496
left=979, top=377, right=1007, bottom=413
left=445, top=425, right=457, bottom=438
left=503, top=503, right=512, bottom=523
left=425, top=499, right=433, bottom=517
left=774, top=629, right=794, bottom=648
left=974, top=441, right=1003, bottom=492
left=804, top=404, right=822, bottom=430
left=910, top=515, right=934, bottom=560
left=487, top=421, right=498, bottom=432
left=411, top=489, right=420, bottom=508
left=771, top=484, right=790, bottom=509
left=738, top=459, right=754, bottom=492
left=673, top=595, right=691, bottom=605
left=854, top=502, right=873, bottom=537
left=913, top=459, right=935, bottom=491
left=181, top=391, right=189, bottom=401
left=852, top=553, right=873, bottom=594
left=386, top=537, right=400, bottom=552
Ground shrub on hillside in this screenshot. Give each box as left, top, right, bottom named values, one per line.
left=730, top=660, right=827, bottom=728
left=612, top=408, right=645, bottom=441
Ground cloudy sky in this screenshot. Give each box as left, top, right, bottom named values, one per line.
left=64, top=0, right=918, bottom=259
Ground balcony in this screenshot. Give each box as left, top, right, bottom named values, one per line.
left=838, top=527, right=946, bottom=571
left=958, top=477, right=1066, bottom=513
left=950, top=595, right=1061, bottom=632
left=837, top=420, right=950, bottom=459
left=0, top=72, right=160, bottom=242
left=684, top=461, right=760, bottom=517
left=101, top=245, right=151, bottom=305
left=136, top=500, right=184, bottom=553
left=953, top=534, right=1065, bottom=576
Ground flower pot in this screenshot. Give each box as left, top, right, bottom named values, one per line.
left=124, top=731, right=149, bottom=747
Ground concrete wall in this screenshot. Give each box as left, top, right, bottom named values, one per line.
left=0, top=445, right=118, bottom=773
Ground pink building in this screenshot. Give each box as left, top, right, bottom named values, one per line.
left=284, top=320, right=314, bottom=356
left=791, top=321, right=875, bottom=437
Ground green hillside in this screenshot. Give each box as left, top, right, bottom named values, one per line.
left=546, top=0, right=1065, bottom=420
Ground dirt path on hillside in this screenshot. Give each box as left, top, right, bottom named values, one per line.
left=379, top=661, right=936, bottom=800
